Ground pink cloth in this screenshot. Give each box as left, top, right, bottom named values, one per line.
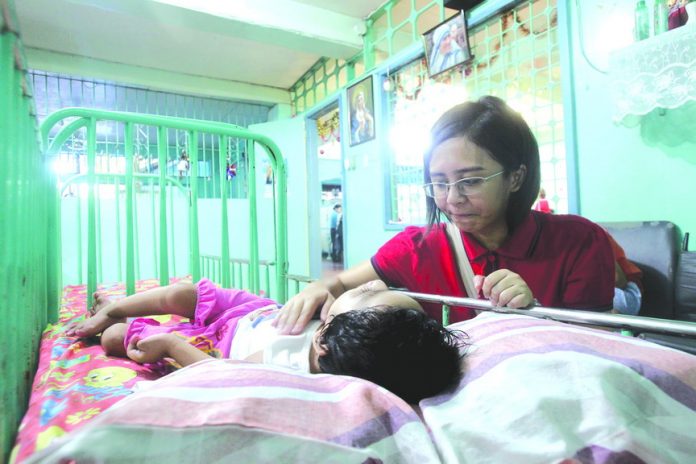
left=124, top=279, right=278, bottom=360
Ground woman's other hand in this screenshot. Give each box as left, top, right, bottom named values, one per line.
left=474, top=269, right=534, bottom=308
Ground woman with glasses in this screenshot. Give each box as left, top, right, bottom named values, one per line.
left=274, top=96, right=614, bottom=334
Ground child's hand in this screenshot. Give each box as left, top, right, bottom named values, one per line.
left=126, top=334, right=176, bottom=364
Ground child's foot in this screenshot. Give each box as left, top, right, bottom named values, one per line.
left=65, top=292, right=125, bottom=338
left=89, top=291, right=111, bottom=316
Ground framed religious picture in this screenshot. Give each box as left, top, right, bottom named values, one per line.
left=347, top=76, right=376, bottom=146
left=422, top=11, right=473, bottom=78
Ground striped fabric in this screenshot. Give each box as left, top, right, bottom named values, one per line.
left=26, top=360, right=439, bottom=463
left=421, top=313, right=696, bottom=463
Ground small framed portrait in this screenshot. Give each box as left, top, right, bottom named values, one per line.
left=422, top=11, right=473, bottom=78
left=347, top=76, right=375, bottom=146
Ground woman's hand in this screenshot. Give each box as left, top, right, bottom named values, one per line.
left=474, top=269, right=534, bottom=308
left=273, top=281, right=336, bottom=335
left=274, top=261, right=381, bottom=335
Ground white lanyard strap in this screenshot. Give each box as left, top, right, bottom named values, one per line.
left=445, top=223, right=478, bottom=298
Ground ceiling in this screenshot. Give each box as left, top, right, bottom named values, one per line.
left=15, top=0, right=388, bottom=103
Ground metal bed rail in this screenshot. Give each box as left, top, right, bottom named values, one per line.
left=400, top=291, right=696, bottom=338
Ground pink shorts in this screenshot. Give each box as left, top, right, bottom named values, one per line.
left=123, top=278, right=278, bottom=360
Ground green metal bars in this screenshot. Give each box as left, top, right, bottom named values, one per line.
left=41, top=108, right=289, bottom=318
left=0, top=8, right=51, bottom=463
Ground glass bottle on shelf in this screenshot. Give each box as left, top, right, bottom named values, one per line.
left=634, top=0, right=650, bottom=40
left=654, top=0, right=669, bottom=35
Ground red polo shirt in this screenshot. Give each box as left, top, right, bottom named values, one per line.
left=371, top=211, right=615, bottom=324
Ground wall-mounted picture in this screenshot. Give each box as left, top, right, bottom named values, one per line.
left=422, top=11, right=472, bottom=78
left=347, top=76, right=375, bottom=146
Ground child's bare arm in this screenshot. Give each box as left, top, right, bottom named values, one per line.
left=126, top=333, right=210, bottom=367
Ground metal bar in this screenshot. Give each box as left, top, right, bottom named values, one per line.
left=157, top=126, right=169, bottom=285
left=398, top=291, right=696, bottom=338
left=124, top=123, right=136, bottom=295
left=150, top=154, right=157, bottom=280
left=114, top=176, right=122, bottom=281
left=247, top=139, right=260, bottom=294
left=60, top=172, right=187, bottom=195
left=95, top=173, right=103, bottom=285
left=269, top=146, right=287, bottom=303
left=219, top=135, right=230, bottom=287
left=73, top=181, right=83, bottom=285
left=86, top=117, right=98, bottom=309
left=188, top=131, right=201, bottom=282
left=168, top=178, right=176, bottom=277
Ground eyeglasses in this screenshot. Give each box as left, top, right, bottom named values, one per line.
left=422, top=170, right=504, bottom=198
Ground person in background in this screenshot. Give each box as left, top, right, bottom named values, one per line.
left=330, top=204, right=343, bottom=262
left=275, top=96, right=614, bottom=335
left=533, top=187, right=553, bottom=214
left=66, top=279, right=465, bottom=404
left=607, top=234, right=643, bottom=315
left=177, top=151, right=190, bottom=179
left=226, top=159, right=237, bottom=180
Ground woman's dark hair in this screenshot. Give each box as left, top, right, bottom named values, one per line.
left=424, top=95, right=540, bottom=230
left=317, top=307, right=465, bottom=403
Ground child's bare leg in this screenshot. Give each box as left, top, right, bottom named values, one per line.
left=66, top=282, right=198, bottom=338
left=101, top=323, right=128, bottom=357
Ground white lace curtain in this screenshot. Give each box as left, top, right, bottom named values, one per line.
left=609, top=25, right=696, bottom=126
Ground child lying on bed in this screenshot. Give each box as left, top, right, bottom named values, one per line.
left=66, top=278, right=464, bottom=403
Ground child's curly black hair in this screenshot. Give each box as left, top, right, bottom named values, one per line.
left=317, top=306, right=466, bottom=403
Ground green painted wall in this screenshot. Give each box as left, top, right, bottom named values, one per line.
left=1, top=20, right=51, bottom=463
left=566, top=0, right=696, bottom=247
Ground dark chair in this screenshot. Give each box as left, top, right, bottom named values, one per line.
left=602, top=221, right=696, bottom=353
left=602, top=221, right=679, bottom=319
